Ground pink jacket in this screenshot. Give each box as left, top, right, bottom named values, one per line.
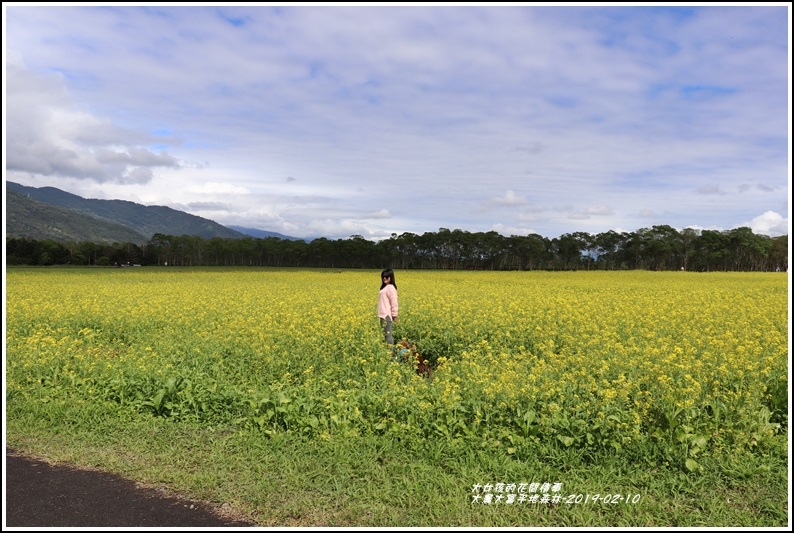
left=377, top=284, right=398, bottom=319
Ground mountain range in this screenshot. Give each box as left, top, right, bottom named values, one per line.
left=5, top=181, right=301, bottom=245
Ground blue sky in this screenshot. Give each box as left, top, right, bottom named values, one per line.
left=3, top=3, right=791, bottom=240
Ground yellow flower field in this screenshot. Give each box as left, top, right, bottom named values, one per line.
left=5, top=268, right=788, bottom=467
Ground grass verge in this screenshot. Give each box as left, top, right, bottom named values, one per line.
left=5, top=397, right=788, bottom=527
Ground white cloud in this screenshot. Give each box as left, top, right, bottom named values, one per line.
left=364, top=209, right=392, bottom=219
left=3, top=5, right=788, bottom=240
left=184, top=182, right=251, bottom=195
left=5, top=63, right=182, bottom=184
left=487, top=190, right=528, bottom=207
left=742, top=211, right=789, bottom=238
left=585, top=205, right=614, bottom=216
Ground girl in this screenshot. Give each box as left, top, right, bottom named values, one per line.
left=377, top=268, right=399, bottom=347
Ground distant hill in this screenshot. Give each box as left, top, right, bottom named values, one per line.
left=227, top=225, right=304, bottom=241
left=6, top=181, right=247, bottom=243
left=6, top=189, right=151, bottom=245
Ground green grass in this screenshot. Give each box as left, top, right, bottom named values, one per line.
left=6, top=396, right=788, bottom=527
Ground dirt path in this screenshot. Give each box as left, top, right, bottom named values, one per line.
left=4, top=447, right=255, bottom=528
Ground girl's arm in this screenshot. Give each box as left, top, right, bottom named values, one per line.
left=390, top=287, right=399, bottom=320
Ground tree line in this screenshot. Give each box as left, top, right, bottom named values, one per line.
left=6, top=225, right=788, bottom=272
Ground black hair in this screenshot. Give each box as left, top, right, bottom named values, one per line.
left=380, top=268, right=397, bottom=290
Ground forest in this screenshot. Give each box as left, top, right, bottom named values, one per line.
left=5, top=225, right=788, bottom=272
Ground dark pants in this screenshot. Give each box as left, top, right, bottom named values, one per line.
left=380, top=316, right=394, bottom=345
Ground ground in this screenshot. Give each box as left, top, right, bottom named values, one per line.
left=4, top=447, right=255, bottom=528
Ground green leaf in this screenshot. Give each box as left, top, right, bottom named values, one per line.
left=675, top=428, right=691, bottom=443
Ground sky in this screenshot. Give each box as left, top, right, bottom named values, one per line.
left=3, top=3, right=791, bottom=241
